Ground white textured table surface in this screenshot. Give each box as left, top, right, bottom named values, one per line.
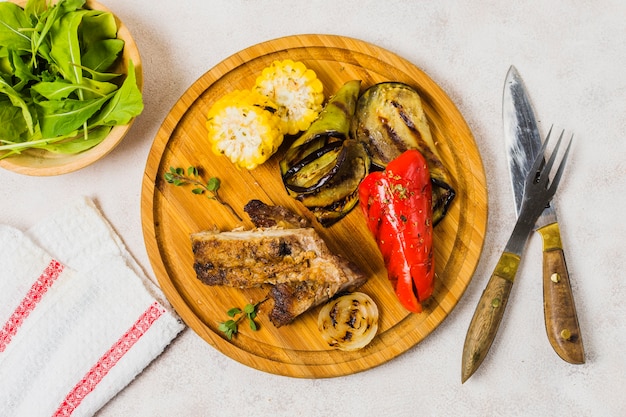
left=2, top=1, right=625, bottom=416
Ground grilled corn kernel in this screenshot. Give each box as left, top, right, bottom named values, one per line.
left=254, top=59, right=324, bottom=135
left=206, top=90, right=283, bottom=170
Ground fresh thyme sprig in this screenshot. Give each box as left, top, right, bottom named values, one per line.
left=218, top=298, right=268, bottom=340
left=164, top=166, right=242, bottom=221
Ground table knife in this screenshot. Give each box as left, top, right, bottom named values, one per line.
left=502, top=66, right=584, bottom=364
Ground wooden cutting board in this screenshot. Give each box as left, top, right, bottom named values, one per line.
left=141, top=34, right=487, bottom=378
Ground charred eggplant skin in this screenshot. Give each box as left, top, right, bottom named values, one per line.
left=431, top=178, right=456, bottom=226
left=280, top=80, right=362, bottom=179
left=298, top=139, right=370, bottom=227
left=280, top=80, right=368, bottom=226
left=282, top=142, right=345, bottom=194
left=352, top=82, right=455, bottom=225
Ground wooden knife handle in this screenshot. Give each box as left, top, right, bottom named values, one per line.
left=462, top=252, right=520, bottom=383
left=537, top=222, right=585, bottom=364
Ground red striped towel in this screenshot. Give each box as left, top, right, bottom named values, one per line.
left=0, top=197, right=184, bottom=417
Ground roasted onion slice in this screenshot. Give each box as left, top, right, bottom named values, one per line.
left=317, top=292, right=379, bottom=351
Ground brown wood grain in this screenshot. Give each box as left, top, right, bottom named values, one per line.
left=542, top=248, right=585, bottom=364
left=0, top=0, right=142, bottom=176
left=141, top=35, right=488, bottom=378
left=461, top=253, right=518, bottom=383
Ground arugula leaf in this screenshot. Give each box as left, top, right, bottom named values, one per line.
left=8, top=50, right=38, bottom=91
left=0, top=76, right=35, bottom=134
left=28, top=0, right=85, bottom=63
left=81, top=38, right=124, bottom=72
left=0, top=3, right=32, bottom=52
left=80, top=78, right=118, bottom=99
left=31, top=78, right=117, bottom=100
left=91, top=60, right=143, bottom=126
left=24, top=0, right=47, bottom=18
left=0, top=100, right=28, bottom=141
left=41, top=125, right=112, bottom=154
left=80, top=11, right=118, bottom=50
left=31, top=80, right=78, bottom=100
left=78, top=64, right=122, bottom=82
left=37, top=94, right=110, bottom=137
left=54, top=0, right=87, bottom=14
left=49, top=9, right=88, bottom=85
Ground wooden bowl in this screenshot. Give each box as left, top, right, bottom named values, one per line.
left=0, top=0, right=143, bottom=176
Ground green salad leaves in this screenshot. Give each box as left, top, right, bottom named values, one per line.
left=0, top=0, right=143, bottom=159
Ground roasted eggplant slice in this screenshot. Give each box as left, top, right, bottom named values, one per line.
left=352, top=82, right=429, bottom=167
left=308, top=188, right=360, bottom=227
left=279, top=80, right=365, bottom=226
left=283, top=141, right=345, bottom=194
left=352, top=82, right=456, bottom=225
left=298, top=139, right=370, bottom=226
left=280, top=80, right=361, bottom=177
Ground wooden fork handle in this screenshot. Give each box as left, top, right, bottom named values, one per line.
left=537, top=222, right=585, bottom=364
left=462, top=252, right=520, bottom=383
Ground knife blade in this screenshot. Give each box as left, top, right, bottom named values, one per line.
left=502, top=65, right=584, bottom=364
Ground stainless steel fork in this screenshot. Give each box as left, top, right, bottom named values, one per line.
left=461, top=129, right=572, bottom=383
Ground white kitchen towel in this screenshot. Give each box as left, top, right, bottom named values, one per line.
left=0, top=197, right=184, bottom=417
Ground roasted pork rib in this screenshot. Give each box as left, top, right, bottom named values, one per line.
left=191, top=201, right=367, bottom=327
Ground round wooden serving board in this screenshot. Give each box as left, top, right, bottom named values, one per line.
left=141, top=34, right=487, bottom=378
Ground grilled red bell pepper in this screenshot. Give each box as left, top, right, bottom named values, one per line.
left=358, top=149, right=434, bottom=313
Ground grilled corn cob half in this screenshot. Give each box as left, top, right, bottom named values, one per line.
left=206, top=90, right=283, bottom=170
left=254, top=59, right=324, bottom=135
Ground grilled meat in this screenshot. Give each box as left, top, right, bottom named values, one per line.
left=267, top=256, right=366, bottom=327
left=244, top=199, right=310, bottom=229
left=191, top=227, right=348, bottom=288
left=191, top=201, right=367, bottom=327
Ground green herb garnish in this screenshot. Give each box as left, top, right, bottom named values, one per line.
left=0, top=0, right=143, bottom=159
left=218, top=299, right=267, bottom=340
left=164, top=166, right=242, bottom=221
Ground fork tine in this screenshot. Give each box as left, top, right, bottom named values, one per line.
left=541, top=129, right=565, bottom=183
left=529, top=126, right=553, bottom=176
left=547, top=134, right=573, bottom=195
